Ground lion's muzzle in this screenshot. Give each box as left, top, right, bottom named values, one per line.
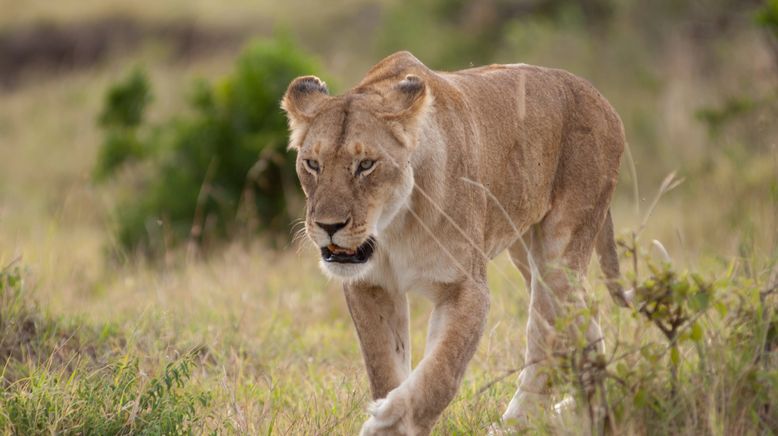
left=320, top=237, right=376, bottom=264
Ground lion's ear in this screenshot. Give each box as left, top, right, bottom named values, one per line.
left=380, top=75, right=431, bottom=146
left=381, top=75, right=429, bottom=121
left=281, top=76, right=329, bottom=147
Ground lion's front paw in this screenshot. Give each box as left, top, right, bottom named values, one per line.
left=359, top=391, right=413, bottom=436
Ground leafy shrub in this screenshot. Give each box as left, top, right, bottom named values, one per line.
left=541, top=240, right=778, bottom=435
left=95, top=38, right=322, bottom=256
left=93, top=68, right=152, bottom=181
left=757, top=0, right=778, bottom=35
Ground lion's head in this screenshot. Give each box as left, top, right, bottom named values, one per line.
left=282, top=74, right=430, bottom=278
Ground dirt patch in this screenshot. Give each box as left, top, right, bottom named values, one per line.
left=0, top=15, right=251, bottom=90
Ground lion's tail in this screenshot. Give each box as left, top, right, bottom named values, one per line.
left=596, top=209, right=631, bottom=307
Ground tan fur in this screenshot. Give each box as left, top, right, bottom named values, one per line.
left=282, top=51, right=628, bottom=435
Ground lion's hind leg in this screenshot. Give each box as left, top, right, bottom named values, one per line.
left=502, top=196, right=610, bottom=425
left=507, top=233, right=532, bottom=290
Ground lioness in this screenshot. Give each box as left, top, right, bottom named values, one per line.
left=282, top=51, right=628, bottom=435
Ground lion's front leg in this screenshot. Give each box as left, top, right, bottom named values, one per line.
left=360, top=280, right=490, bottom=436
left=344, top=283, right=411, bottom=401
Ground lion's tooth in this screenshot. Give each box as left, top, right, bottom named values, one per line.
left=327, top=243, right=357, bottom=256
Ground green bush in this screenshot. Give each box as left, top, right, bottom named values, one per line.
left=539, top=240, right=778, bottom=435
left=757, top=0, right=778, bottom=35
left=96, top=38, right=322, bottom=256
left=94, top=68, right=152, bottom=181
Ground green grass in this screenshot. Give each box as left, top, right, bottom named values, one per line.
left=0, top=263, right=217, bottom=435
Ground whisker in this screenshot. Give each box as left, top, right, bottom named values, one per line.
left=291, top=223, right=313, bottom=255
left=289, top=220, right=306, bottom=238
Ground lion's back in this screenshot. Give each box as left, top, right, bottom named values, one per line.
left=427, top=62, right=626, bottom=248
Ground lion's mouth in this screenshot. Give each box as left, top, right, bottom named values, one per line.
left=320, top=237, right=376, bottom=264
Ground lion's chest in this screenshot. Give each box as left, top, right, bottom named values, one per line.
left=368, top=236, right=461, bottom=296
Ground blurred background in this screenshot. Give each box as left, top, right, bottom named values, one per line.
left=2, top=0, right=776, bottom=264
left=0, top=0, right=776, bottom=433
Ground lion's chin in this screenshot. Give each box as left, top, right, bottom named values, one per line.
left=319, top=259, right=375, bottom=280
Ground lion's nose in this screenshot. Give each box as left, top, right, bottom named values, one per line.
left=316, top=218, right=350, bottom=237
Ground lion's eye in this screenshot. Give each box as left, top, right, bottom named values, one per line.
left=357, top=159, right=375, bottom=175
left=304, top=159, right=320, bottom=173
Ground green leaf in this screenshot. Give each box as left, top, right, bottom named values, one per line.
left=633, top=388, right=647, bottom=407
left=616, top=362, right=629, bottom=377
left=689, top=291, right=710, bottom=312
left=670, top=346, right=680, bottom=366
left=641, top=346, right=658, bottom=363
left=690, top=322, right=704, bottom=342
left=714, top=300, right=728, bottom=317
